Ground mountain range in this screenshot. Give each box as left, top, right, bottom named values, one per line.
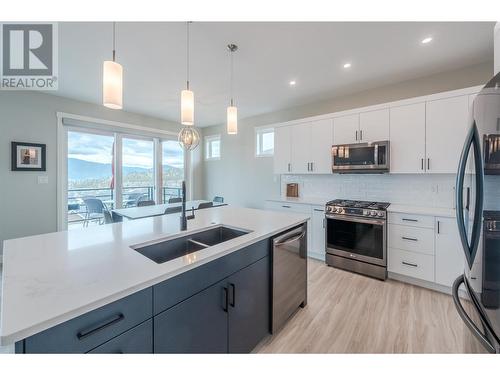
left=68, top=158, right=182, bottom=181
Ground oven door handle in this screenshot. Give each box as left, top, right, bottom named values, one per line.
left=325, top=213, right=385, bottom=226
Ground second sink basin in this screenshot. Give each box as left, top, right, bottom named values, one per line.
left=131, top=225, right=250, bottom=264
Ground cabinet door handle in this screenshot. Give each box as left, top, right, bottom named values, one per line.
left=310, top=162, right=313, bottom=172
left=222, top=287, right=228, bottom=312
left=421, top=158, right=424, bottom=170
left=427, top=158, right=430, bottom=170
left=402, top=236, right=418, bottom=242
left=229, top=283, right=236, bottom=307
left=437, top=220, right=440, bottom=234
left=402, top=218, right=418, bottom=222
left=287, top=163, right=291, bottom=172
left=313, top=208, right=324, bottom=212
left=77, top=313, right=124, bottom=340
left=402, top=261, right=418, bottom=268
left=355, top=130, right=358, bottom=141
left=282, top=205, right=291, bottom=208
left=360, top=130, right=363, bottom=140
left=323, top=218, right=326, bottom=228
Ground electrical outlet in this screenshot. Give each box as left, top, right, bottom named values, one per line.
left=38, top=175, right=48, bottom=184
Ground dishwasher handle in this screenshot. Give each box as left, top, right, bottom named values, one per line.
left=274, top=231, right=305, bottom=247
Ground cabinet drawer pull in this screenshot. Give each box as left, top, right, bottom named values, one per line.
left=313, top=209, right=324, bottom=212
left=282, top=205, right=291, bottom=208
left=402, top=261, right=418, bottom=268
left=77, top=313, right=125, bottom=340
left=402, top=218, right=418, bottom=222
left=222, top=287, right=229, bottom=312
left=229, top=283, right=236, bottom=307
left=402, top=236, right=418, bottom=242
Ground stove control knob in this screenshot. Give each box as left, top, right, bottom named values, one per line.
left=330, top=207, right=337, bottom=213
left=377, top=211, right=384, bottom=217
left=370, top=210, right=377, bottom=216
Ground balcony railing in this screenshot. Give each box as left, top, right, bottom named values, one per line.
left=67, top=186, right=182, bottom=224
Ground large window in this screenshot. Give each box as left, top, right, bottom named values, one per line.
left=255, top=127, right=274, bottom=157
left=205, top=135, right=221, bottom=160
left=67, top=130, right=115, bottom=228
left=65, top=125, right=186, bottom=229
left=162, top=140, right=184, bottom=203
left=122, top=137, right=155, bottom=207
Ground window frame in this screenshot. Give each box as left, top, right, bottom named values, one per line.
left=255, top=127, right=275, bottom=158
left=205, top=134, right=221, bottom=161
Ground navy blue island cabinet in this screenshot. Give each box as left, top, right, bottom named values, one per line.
left=15, top=238, right=272, bottom=354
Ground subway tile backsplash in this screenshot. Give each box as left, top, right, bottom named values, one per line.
left=281, top=174, right=461, bottom=208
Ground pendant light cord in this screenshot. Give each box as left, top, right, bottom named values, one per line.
left=186, top=21, right=190, bottom=90
left=112, top=22, right=116, bottom=62
left=230, top=48, right=234, bottom=106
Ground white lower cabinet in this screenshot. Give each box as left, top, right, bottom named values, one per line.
left=388, top=212, right=465, bottom=293
left=388, top=248, right=435, bottom=282
left=310, top=206, right=326, bottom=261
left=435, top=217, right=465, bottom=288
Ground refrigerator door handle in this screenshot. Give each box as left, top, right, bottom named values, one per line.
left=452, top=275, right=495, bottom=353
left=455, top=122, right=484, bottom=268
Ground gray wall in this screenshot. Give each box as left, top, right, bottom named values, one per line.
left=0, top=91, right=202, bottom=254
left=202, top=61, right=493, bottom=209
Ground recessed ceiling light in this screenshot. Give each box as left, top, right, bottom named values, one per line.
left=421, top=37, right=433, bottom=44
left=343, top=63, right=351, bottom=69
left=289, top=80, right=296, bottom=86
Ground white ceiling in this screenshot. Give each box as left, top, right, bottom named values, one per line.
left=56, top=22, right=494, bottom=127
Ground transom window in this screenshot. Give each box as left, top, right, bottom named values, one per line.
left=255, top=127, right=274, bottom=157
left=205, top=135, right=221, bottom=160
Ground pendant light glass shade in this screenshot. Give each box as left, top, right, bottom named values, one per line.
left=181, top=89, right=194, bottom=125
left=227, top=105, right=238, bottom=135
left=103, top=60, right=123, bottom=109
left=178, top=126, right=200, bottom=151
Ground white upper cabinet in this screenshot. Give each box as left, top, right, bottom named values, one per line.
left=333, top=114, right=359, bottom=145
left=426, top=95, right=470, bottom=173
left=273, top=126, right=292, bottom=174
left=390, top=103, right=426, bottom=173
left=359, top=109, right=390, bottom=143
left=435, top=217, right=464, bottom=287
left=291, top=123, right=312, bottom=174
left=310, top=119, right=333, bottom=173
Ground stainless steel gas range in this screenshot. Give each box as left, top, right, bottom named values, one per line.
left=325, top=199, right=390, bottom=280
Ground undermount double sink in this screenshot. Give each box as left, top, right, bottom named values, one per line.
left=131, top=225, right=251, bottom=264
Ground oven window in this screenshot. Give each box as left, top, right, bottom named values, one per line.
left=326, top=218, right=384, bottom=259
left=333, top=146, right=375, bottom=166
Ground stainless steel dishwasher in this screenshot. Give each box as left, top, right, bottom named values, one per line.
left=272, top=223, right=307, bottom=333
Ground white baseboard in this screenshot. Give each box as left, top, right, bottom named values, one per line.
left=388, top=272, right=469, bottom=299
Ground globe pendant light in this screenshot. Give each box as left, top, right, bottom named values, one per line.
left=181, top=22, right=194, bottom=125
left=103, top=22, right=123, bottom=109
left=178, top=126, right=200, bottom=151
left=227, top=44, right=238, bottom=135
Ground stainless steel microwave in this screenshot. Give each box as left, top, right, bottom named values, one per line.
left=331, top=141, right=390, bottom=173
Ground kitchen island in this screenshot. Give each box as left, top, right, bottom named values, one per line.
left=0, top=206, right=309, bottom=353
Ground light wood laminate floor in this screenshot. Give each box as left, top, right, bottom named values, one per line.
left=255, top=259, right=486, bottom=353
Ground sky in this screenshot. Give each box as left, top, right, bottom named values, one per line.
left=68, top=131, right=184, bottom=169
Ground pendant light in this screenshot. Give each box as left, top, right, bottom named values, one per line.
left=181, top=22, right=194, bottom=125
left=226, top=44, right=238, bottom=135
left=178, top=21, right=200, bottom=151
left=103, top=22, right=123, bottom=110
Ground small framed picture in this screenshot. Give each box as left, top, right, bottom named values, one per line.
left=11, top=142, right=46, bottom=171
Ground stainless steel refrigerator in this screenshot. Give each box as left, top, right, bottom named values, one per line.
left=453, top=71, right=500, bottom=353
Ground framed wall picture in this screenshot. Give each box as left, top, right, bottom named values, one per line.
left=11, top=142, right=47, bottom=171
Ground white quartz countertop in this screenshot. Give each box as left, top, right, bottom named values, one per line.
left=387, top=204, right=456, bottom=218
left=0, top=206, right=309, bottom=345
left=266, top=196, right=329, bottom=206
left=266, top=197, right=456, bottom=218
